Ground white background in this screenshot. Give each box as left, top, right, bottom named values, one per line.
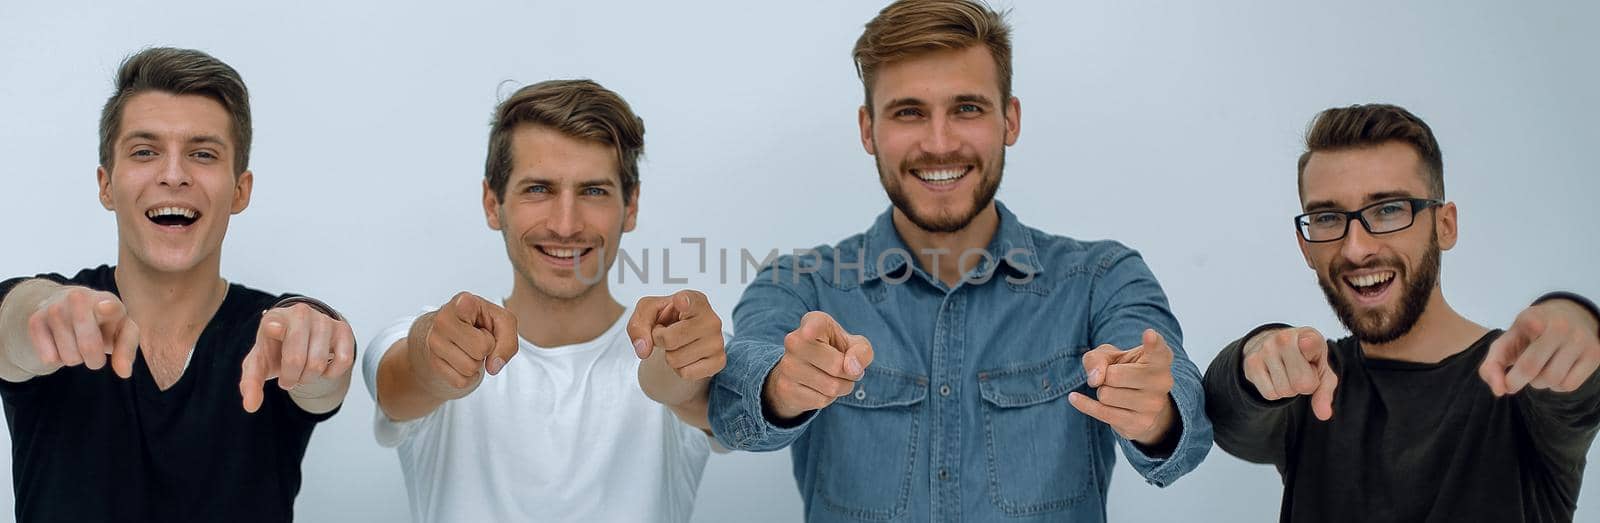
left=2, top=1, right=1597, bottom=521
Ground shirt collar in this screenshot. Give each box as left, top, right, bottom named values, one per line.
left=859, top=200, right=1044, bottom=284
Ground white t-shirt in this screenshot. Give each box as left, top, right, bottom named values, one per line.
left=361, top=307, right=711, bottom=523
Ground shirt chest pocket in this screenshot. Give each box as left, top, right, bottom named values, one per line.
left=977, top=350, right=1099, bottom=516
left=814, top=365, right=928, bottom=521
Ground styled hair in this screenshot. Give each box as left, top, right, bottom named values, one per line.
left=484, top=79, right=645, bottom=204
left=853, top=0, right=1013, bottom=113
left=99, top=47, right=252, bottom=174
left=1298, top=103, right=1445, bottom=199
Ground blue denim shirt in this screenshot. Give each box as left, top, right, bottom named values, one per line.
left=709, top=202, right=1212, bottom=522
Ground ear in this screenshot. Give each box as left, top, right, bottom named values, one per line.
left=1435, top=201, right=1458, bottom=251
left=483, top=179, right=503, bottom=231
left=97, top=166, right=115, bottom=211
left=622, top=184, right=640, bottom=233
left=1003, top=96, right=1021, bottom=146
left=230, top=170, right=254, bottom=214
left=858, top=105, right=876, bottom=155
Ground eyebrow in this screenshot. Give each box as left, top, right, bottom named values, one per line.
left=953, top=94, right=996, bottom=107
left=122, top=131, right=228, bottom=148
left=516, top=177, right=619, bottom=188
left=881, top=94, right=996, bottom=113
left=1304, top=190, right=1419, bottom=212
left=881, top=97, right=925, bottom=112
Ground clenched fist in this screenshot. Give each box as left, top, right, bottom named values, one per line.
left=1239, top=326, right=1337, bottom=421
left=406, top=292, right=520, bottom=401
left=26, top=286, right=140, bottom=378
left=762, top=311, right=874, bottom=422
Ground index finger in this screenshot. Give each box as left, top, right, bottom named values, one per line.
left=109, top=316, right=140, bottom=379
left=486, top=305, right=519, bottom=375
left=1479, top=331, right=1525, bottom=396
left=239, top=324, right=283, bottom=413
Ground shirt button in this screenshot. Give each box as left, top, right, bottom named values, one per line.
left=854, top=389, right=867, bottom=401
left=939, top=384, right=951, bottom=397
left=938, top=468, right=950, bottom=481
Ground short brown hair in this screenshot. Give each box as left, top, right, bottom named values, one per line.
left=484, top=79, right=645, bottom=204
left=98, top=47, right=252, bottom=175
left=1297, top=103, right=1444, bottom=199
left=853, top=0, right=1013, bottom=113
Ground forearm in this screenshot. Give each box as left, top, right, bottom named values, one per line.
left=666, top=386, right=712, bottom=432
left=638, top=348, right=713, bottom=430
left=0, top=279, right=63, bottom=382
left=375, top=337, right=447, bottom=422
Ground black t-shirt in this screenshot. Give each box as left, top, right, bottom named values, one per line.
left=0, top=265, right=339, bottom=523
left=1204, top=326, right=1600, bottom=523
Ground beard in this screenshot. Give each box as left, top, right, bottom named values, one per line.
left=1317, top=229, right=1441, bottom=345
left=877, top=146, right=1004, bottom=234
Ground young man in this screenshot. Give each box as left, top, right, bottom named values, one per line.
left=0, top=48, right=355, bottom=522
left=1204, top=104, right=1600, bottom=522
left=362, top=79, right=723, bottom=522
left=708, top=1, right=1212, bottom=521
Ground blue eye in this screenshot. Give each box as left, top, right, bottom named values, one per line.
left=132, top=149, right=156, bottom=158
left=1311, top=213, right=1343, bottom=226
left=893, top=108, right=924, bottom=118
left=956, top=104, right=982, bottom=114
left=526, top=185, right=549, bottom=194
left=582, top=187, right=608, bottom=196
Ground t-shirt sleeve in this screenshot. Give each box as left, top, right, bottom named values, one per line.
left=364, top=311, right=437, bottom=448
left=1510, top=293, right=1600, bottom=478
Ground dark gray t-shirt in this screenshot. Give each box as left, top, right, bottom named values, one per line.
left=0, top=265, right=338, bottom=523
left=1205, top=326, right=1599, bottom=523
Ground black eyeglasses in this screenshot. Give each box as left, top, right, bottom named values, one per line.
left=1294, top=198, right=1443, bottom=243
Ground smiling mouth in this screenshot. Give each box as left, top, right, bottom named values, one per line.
left=1343, top=270, right=1396, bottom=299
left=535, top=245, right=594, bottom=261
left=145, top=206, right=201, bottom=228
left=910, top=166, right=972, bottom=186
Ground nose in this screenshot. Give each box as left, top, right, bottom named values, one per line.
left=921, top=114, right=959, bottom=156
left=155, top=153, right=193, bottom=188
left=1339, top=219, right=1381, bottom=265
left=545, top=193, right=583, bottom=239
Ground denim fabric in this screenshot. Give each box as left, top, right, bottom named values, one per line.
left=710, top=202, right=1213, bottom=522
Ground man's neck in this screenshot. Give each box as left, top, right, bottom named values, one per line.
left=113, top=252, right=229, bottom=339
left=503, top=279, right=624, bottom=348
left=892, top=203, right=1000, bottom=288
left=1360, top=289, right=1490, bottom=363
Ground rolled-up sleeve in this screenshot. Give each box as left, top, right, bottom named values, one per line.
left=1088, top=245, right=1214, bottom=487
left=710, top=256, right=821, bottom=452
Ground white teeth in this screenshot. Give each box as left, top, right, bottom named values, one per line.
left=540, top=247, right=584, bottom=258
left=145, top=207, right=197, bottom=219
left=915, top=168, right=966, bottom=182
left=1348, top=272, right=1395, bottom=288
